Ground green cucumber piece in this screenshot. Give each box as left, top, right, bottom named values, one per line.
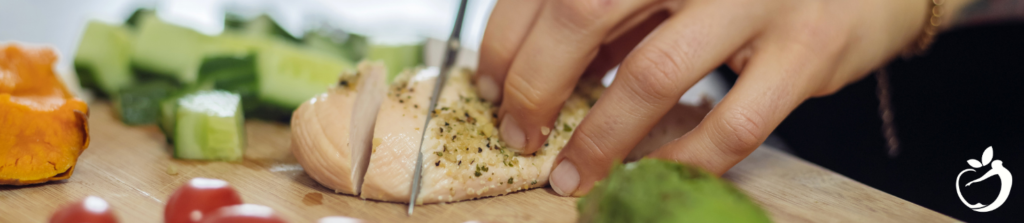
left=223, top=13, right=248, bottom=31
left=342, top=34, right=369, bottom=62
left=113, top=80, right=177, bottom=125
left=131, top=13, right=210, bottom=84
left=173, top=90, right=246, bottom=161
left=303, top=30, right=366, bottom=62
left=198, top=55, right=259, bottom=114
left=240, top=15, right=299, bottom=43
left=125, top=8, right=154, bottom=28
left=366, top=43, right=423, bottom=82
left=74, top=21, right=135, bottom=97
left=256, top=42, right=352, bottom=110
left=159, top=82, right=214, bottom=139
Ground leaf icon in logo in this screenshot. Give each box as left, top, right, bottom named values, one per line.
left=982, top=146, right=994, bottom=166
left=967, top=159, right=983, bottom=168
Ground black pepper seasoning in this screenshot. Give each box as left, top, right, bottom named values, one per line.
left=435, top=161, right=440, bottom=166
left=478, top=147, right=482, bottom=153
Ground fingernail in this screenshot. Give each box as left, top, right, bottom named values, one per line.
left=550, top=160, right=579, bottom=196
left=476, top=75, right=500, bottom=102
left=500, top=114, right=526, bottom=151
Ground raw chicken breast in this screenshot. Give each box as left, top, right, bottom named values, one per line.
left=360, top=69, right=436, bottom=201
left=290, top=62, right=386, bottom=195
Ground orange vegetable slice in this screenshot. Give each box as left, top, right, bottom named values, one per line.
left=0, top=44, right=90, bottom=185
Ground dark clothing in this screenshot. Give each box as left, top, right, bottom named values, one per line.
left=721, top=22, right=1024, bottom=222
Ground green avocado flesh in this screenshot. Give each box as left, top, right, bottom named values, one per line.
left=578, top=159, right=771, bottom=223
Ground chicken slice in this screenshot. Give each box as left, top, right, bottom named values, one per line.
left=360, top=69, right=436, bottom=201
left=290, top=61, right=386, bottom=195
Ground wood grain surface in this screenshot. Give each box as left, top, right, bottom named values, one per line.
left=0, top=103, right=958, bottom=222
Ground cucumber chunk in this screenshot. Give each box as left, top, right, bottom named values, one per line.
left=131, top=13, right=210, bottom=84
left=198, top=55, right=259, bottom=114
left=238, top=15, right=299, bottom=43
left=173, top=90, right=246, bottom=161
left=159, top=82, right=214, bottom=139
left=256, top=42, right=352, bottom=110
left=303, top=30, right=366, bottom=62
left=75, top=21, right=135, bottom=97
left=366, top=43, right=423, bottom=82
left=125, top=8, right=154, bottom=28
left=113, top=80, right=177, bottom=125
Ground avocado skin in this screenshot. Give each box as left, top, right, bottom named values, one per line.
left=577, top=159, right=771, bottom=223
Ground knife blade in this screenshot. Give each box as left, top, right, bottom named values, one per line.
left=408, top=0, right=469, bottom=215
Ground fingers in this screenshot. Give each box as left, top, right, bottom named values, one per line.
left=498, top=0, right=659, bottom=154
left=583, top=10, right=670, bottom=78
left=648, top=31, right=840, bottom=176
left=549, top=1, right=765, bottom=196
left=475, top=0, right=546, bottom=102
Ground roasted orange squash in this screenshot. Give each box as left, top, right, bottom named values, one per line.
left=0, top=44, right=90, bottom=185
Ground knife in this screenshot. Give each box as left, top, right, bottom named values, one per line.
left=408, top=0, right=469, bottom=215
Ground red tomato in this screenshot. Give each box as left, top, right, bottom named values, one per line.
left=49, top=196, right=118, bottom=223
left=165, top=178, right=243, bottom=223
left=198, top=204, right=288, bottom=223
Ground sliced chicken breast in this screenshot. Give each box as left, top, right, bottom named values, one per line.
left=360, top=70, right=436, bottom=201
left=415, top=68, right=597, bottom=203
left=290, top=61, right=386, bottom=195
left=300, top=64, right=710, bottom=203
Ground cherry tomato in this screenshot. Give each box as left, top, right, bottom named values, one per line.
left=49, top=196, right=118, bottom=223
left=165, top=178, right=243, bottom=223
left=198, top=204, right=288, bottom=223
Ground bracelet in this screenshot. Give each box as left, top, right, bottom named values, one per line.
left=903, top=0, right=944, bottom=58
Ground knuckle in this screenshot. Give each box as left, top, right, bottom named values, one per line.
left=552, top=0, right=616, bottom=30
left=485, top=38, right=518, bottom=62
left=622, top=47, right=690, bottom=101
left=503, top=73, right=547, bottom=113
left=712, top=108, right=765, bottom=155
left=569, top=124, right=615, bottom=162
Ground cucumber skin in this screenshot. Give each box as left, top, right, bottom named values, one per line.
left=198, top=55, right=260, bottom=114
left=256, top=42, right=352, bottom=110
left=173, top=91, right=246, bottom=161
left=367, top=44, right=423, bottom=83
left=158, top=82, right=214, bottom=139
left=131, top=13, right=208, bottom=84
left=75, top=21, right=135, bottom=97
left=114, top=80, right=178, bottom=125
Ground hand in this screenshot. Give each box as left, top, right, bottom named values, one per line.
left=476, top=0, right=943, bottom=196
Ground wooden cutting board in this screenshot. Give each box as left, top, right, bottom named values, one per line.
left=0, top=103, right=957, bottom=222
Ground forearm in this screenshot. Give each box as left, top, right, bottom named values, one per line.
left=942, top=0, right=1024, bottom=30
